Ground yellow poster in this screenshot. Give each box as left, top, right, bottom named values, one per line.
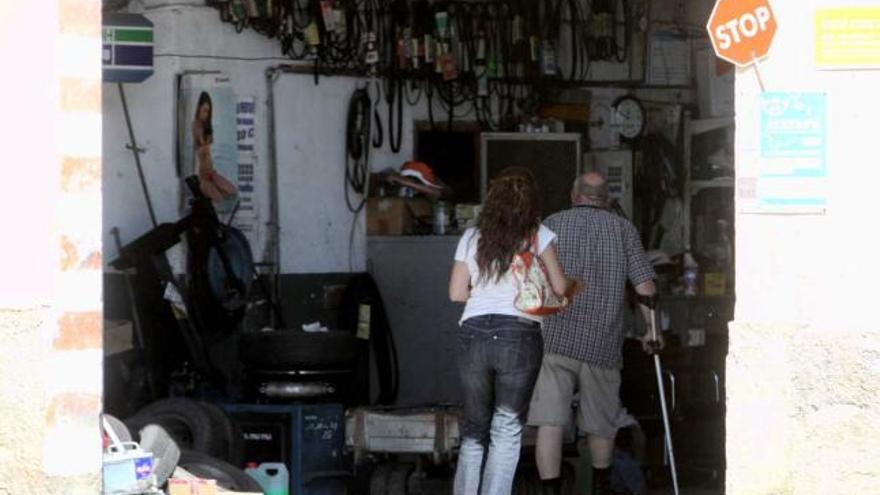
left=816, top=7, right=880, bottom=69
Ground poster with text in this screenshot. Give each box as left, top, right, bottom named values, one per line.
left=231, top=97, right=261, bottom=248
left=178, top=72, right=238, bottom=214
left=739, top=92, right=828, bottom=214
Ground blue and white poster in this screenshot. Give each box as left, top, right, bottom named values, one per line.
left=747, top=92, right=827, bottom=214
left=231, top=97, right=260, bottom=246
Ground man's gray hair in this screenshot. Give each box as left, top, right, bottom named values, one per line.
left=572, top=172, right=609, bottom=205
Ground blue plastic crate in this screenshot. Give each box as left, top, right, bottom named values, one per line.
left=224, top=403, right=347, bottom=495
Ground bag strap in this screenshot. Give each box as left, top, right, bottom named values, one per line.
left=515, top=231, right=540, bottom=257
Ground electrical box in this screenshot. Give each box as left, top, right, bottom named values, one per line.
left=584, top=150, right=634, bottom=220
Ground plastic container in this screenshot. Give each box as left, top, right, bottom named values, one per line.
left=433, top=201, right=450, bottom=235
left=245, top=462, right=289, bottom=495
left=102, top=441, right=155, bottom=495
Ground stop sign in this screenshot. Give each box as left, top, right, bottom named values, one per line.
left=707, top=0, right=777, bottom=67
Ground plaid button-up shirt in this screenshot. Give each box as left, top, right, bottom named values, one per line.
left=543, top=206, right=655, bottom=370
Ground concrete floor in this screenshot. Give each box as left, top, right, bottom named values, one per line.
left=649, top=490, right=721, bottom=495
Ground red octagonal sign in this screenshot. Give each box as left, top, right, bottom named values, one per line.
left=707, top=0, right=777, bottom=67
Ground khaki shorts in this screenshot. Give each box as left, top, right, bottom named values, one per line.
left=527, top=353, right=635, bottom=438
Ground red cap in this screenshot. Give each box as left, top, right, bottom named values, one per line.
left=400, top=161, right=442, bottom=188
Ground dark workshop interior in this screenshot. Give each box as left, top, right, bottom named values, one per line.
left=100, top=1, right=734, bottom=494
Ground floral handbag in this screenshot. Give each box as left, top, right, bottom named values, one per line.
left=511, top=237, right=569, bottom=316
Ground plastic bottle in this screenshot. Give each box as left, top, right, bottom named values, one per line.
left=717, top=219, right=732, bottom=271
left=683, top=251, right=699, bottom=297
left=433, top=201, right=449, bottom=235
left=245, top=462, right=289, bottom=495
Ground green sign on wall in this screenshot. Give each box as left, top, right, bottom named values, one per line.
left=103, top=14, right=154, bottom=83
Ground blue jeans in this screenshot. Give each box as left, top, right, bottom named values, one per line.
left=454, top=315, right=544, bottom=495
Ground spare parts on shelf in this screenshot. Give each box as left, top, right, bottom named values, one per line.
left=207, top=0, right=638, bottom=129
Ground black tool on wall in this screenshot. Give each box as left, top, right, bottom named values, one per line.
left=183, top=176, right=254, bottom=333
left=345, top=87, right=373, bottom=213
left=338, top=273, right=400, bottom=405
left=110, top=176, right=263, bottom=398
left=211, top=0, right=639, bottom=133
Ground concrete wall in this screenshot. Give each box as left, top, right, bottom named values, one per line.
left=103, top=1, right=425, bottom=275
left=0, top=0, right=104, bottom=493
left=728, top=0, right=880, bottom=493
left=104, top=1, right=699, bottom=276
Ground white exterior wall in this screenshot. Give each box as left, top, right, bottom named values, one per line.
left=734, top=0, right=880, bottom=328
left=729, top=0, right=880, bottom=493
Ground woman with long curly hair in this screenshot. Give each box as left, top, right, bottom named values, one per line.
left=449, top=167, right=580, bottom=495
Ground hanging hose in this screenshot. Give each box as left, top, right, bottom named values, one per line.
left=372, top=97, right=384, bottom=149
left=345, top=87, right=372, bottom=213
left=386, top=78, right=404, bottom=153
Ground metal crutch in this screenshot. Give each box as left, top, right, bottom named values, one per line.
left=646, top=297, right=680, bottom=495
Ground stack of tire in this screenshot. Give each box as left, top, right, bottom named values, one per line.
left=116, top=398, right=263, bottom=493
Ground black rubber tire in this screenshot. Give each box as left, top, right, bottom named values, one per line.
left=126, top=398, right=228, bottom=460
left=139, top=424, right=181, bottom=487
left=370, top=463, right=393, bottom=495
left=189, top=225, right=254, bottom=334
left=240, top=330, right=359, bottom=369
left=200, top=401, right=244, bottom=465
left=178, top=449, right=263, bottom=493
left=387, top=464, right=412, bottom=495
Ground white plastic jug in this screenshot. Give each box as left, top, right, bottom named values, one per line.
left=245, top=462, right=289, bottom=495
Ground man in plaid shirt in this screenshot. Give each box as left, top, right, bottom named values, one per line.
left=527, top=172, right=658, bottom=495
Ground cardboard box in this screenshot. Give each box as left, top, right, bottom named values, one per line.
left=540, top=103, right=590, bottom=123
left=366, top=198, right=432, bottom=235
left=168, top=479, right=193, bottom=495
left=168, top=478, right=218, bottom=495
left=171, top=469, right=260, bottom=495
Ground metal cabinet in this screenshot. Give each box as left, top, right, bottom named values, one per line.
left=367, top=236, right=463, bottom=405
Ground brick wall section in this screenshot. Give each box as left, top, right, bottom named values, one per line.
left=43, top=0, right=104, bottom=488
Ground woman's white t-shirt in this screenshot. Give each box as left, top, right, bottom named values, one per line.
left=454, top=225, right=557, bottom=325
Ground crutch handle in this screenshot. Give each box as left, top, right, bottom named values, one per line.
left=636, top=294, right=658, bottom=309
left=643, top=339, right=663, bottom=355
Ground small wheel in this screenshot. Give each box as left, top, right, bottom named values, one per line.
left=387, top=464, right=413, bottom=495
left=370, top=463, right=393, bottom=495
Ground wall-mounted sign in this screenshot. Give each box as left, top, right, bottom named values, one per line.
left=739, top=92, right=827, bottom=214
left=707, top=0, right=777, bottom=67
left=232, top=97, right=260, bottom=246
left=815, top=7, right=880, bottom=69
left=647, top=29, right=692, bottom=86
left=103, top=14, right=154, bottom=83
left=178, top=73, right=238, bottom=214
